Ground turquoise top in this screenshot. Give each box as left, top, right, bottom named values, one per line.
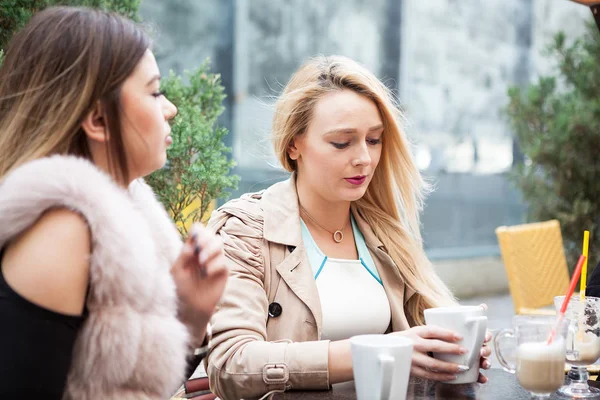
left=300, top=215, right=382, bottom=285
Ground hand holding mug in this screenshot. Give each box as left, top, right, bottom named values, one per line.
left=392, top=325, right=470, bottom=381
left=423, top=305, right=488, bottom=384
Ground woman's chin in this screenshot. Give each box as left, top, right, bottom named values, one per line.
left=338, top=187, right=368, bottom=202
left=140, top=157, right=167, bottom=178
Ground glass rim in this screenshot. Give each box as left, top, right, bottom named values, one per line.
left=512, top=315, right=571, bottom=330
left=513, top=315, right=560, bottom=323
left=554, top=295, right=600, bottom=302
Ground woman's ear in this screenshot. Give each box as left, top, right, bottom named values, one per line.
left=288, top=138, right=300, bottom=161
left=81, top=101, right=108, bottom=143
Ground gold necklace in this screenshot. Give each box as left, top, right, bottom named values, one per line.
left=299, top=204, right=349, bottom=243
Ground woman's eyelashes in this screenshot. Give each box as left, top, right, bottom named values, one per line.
left=330, top=137, right=382, bottom=149
left=331, top=141, right=350, bottom=149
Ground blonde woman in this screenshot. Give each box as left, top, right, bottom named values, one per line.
left=0, top=7, right=227, bottom=399
left=206, top=56, right=492, bottom=399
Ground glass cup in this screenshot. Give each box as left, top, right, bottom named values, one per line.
left=495, top=315, right=569, bottom=399
left=554, top=295, right=600, bottom=398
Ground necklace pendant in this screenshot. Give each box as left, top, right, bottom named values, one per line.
left=333, top=230, right=344, bottom=243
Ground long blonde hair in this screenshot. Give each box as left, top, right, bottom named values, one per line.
left=272, top=56, right=456, bottom=325
left=0, top=7, right=151, bottom=182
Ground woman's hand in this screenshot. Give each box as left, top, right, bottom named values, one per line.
left=477, top=303, right=492, bottom=384
left=393, top=326, right=469, bottom=381
left=476, top=330, right=493, bottom=383
left=171, top=222, right=228, bottom=345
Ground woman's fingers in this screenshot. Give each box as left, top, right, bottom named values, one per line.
left=484, top=330, right=492, bottom=343
left=180, top=224, right=227, bottom=282
left=480, top=357, right=492, bottom=369
left=478, top=372, right=488, bottom=383
left=411, top=365, right=457, bottom=381
left=196, top=236, right=223, bottom=266
left=189, top=223, right=224, bottom=266
left=413, top=338, right=466, bottom=355
left=180, top=235, right=196, bottom=255
left=480, top=344, right=492, bottom=358
left=412, top=325, right=463, bottom=342
left=400, top=325, right=493, bottom=383
left=413, top=352, right=464, bottom=374
left=190, top=223, right=213, bottom=248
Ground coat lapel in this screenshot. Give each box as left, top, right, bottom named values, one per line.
left=275, top=247, right=323, bottom=338
left=262, top=176, right=323, bottom=337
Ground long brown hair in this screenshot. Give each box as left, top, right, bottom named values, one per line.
left=272, top=56, right=457, bottom=325
left=0, top=6, right=150, bottom=182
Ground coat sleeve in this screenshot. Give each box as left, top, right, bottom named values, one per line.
left=205, top=211, right=330, bottom=400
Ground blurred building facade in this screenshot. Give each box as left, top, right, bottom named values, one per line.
left=141, top=0, right=590, bottom=259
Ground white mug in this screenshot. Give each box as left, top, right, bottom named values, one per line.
left=350, top=334, right=413, bottom=400
left=424, top=305, right=487, bottom=384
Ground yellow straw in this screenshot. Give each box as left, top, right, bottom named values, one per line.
left=580, top=230, right=590, bottom=299
left=577, top=231, right=590, bottom=342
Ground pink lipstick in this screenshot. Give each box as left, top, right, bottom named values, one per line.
left=345, top=176, right=366, bottom=185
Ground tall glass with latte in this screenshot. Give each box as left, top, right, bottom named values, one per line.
left=495, top=315, right=569, bottom=399
left=554, top=295, right=600, bottom=398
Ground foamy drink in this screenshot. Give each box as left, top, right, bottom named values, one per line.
left=567, top=331, right=600, bottom=365
left=517, top=340, right=565, bottom=394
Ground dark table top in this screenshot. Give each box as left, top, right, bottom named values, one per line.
left=272, top=369, right=596, bottom=399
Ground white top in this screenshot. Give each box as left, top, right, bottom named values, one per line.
left=301, top=217, right=391, bottom=341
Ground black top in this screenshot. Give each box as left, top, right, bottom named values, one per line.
left=584, top=259, right=600, bottom=298
left=0, top=247, right=86, bottom=399
left=591, top=5, right=600, bottom=34
left=0, top=247, right=203, bottom=398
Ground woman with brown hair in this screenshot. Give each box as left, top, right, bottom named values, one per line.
left=0, top=6, right=227, bottom=399
left=206, top=55, right=492, bottom=400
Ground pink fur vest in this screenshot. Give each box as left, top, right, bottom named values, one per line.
left=0, top=156, right=190, bottom=399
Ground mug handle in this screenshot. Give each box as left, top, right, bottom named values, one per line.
left=465, top=316, right=487, bottom=369
left=378, top=354, right=395, bottom=400
left=494, top=328, right=516, bottom=373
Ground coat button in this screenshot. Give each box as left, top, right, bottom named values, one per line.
left=268, top=302, right=282, bottom=318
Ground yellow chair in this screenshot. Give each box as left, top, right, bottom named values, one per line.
left=496, top=220, right=570, bottom=315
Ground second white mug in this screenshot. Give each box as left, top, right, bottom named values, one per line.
left=350, top=334, right=413, bottom=400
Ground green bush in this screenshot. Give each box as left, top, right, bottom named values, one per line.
left=506, top=21, right=600, bottom=272
left=0, top=0, right=140, bottom=48
left=145, top=63, right=239, bottom=234
left=1, top=0, right=238, bottom=236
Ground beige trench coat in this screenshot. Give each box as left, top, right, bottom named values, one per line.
left=206, top=176, right=417, bottom=400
